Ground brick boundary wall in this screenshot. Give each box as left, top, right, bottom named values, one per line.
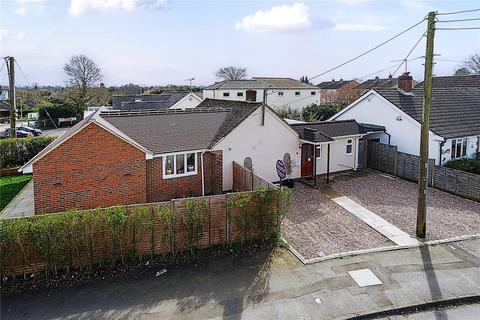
left=366, top=141, right=480, bottom=201
left=1, top=191, right=280, bottom=277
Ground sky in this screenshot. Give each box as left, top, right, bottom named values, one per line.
left=1, top=0, right=479, bottom=87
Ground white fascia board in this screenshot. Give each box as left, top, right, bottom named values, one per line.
left=299, top=139, right=333, bottom=145
left=20, top=164, right=32, bottom=173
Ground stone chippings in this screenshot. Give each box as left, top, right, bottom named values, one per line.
left=332, top=173, right=480, bottom=241
left=282, top=183, right=393, bottom=260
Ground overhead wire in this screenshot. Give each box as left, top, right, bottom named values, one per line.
left=391, top=31, right=427, bottom=76
left=436, top=8, right=480, bottom=16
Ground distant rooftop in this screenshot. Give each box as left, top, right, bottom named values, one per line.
left=357, top=75, right=418, bottom=90
left=415, top=75, right=480, bottom=88
left=111, top=92, right=201, bottom=110
left=317, top=79, right=358, bottom=89
left=205, top=77, right=318, bottom=90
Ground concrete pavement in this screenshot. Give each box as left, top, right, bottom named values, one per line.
left=2, top=238, right=479, bottom=320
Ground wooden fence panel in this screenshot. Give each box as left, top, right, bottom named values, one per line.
left=232, top=161, right=278, bottom=192
left=366, top=141, right=479, bottom=201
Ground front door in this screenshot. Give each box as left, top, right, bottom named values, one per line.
left=301, top=144, right=314, bottom=177
left=246, top=90, right=257, bottom=102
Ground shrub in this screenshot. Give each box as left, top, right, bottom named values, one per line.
left=0, top=136, right=56, bottom=169
left=444, top=158, right=480, bottom=175
left=302, top=103, right=344, bottom=122
left=274, top=106, right=302, bottom=121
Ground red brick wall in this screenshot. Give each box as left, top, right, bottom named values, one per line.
left=33, top=123, right=147, bottom=213
left=146, top=151, right=223, bottom=202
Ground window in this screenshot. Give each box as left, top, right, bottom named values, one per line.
left=278, top=92, right=284, bottom=96
left=295, top=91, right=301, bottom=96
left=311, top=91, right=316, bottom=95
left=223, top=92, right=230, bottom=97
left=346, top=139, right=353, bottom=155
left=163, top=152, right=197, bottom=178
left=451, top=138, right=467, bottom=159
left=237, top=92, right=243, bottom=97
left=315, top=146, right=321, bottom=158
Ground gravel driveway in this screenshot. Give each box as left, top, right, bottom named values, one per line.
left=282, top=183, right=393, bottom=260
left=331, top=172, right=480, bottom=241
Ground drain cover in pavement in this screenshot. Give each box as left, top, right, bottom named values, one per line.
left=348, top=268, right=382, bottom=287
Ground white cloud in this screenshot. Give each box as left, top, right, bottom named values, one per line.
left=335, top=23, right=388, bottom=31
left=15, top=0, right=47, bottom=15
left=69, top=0, right=167, bottom=16
left=235, top=3, right=311, bottom=33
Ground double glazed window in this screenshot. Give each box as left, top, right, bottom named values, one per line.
left=164, top=152, right=197, bottom=178
left=237, top=92, right=243, bottom=97
left=451, top=138, right=467, bottom=159
left=223, top=92, right=230, bottom=97
left=346, top=139, right=353, bottom=155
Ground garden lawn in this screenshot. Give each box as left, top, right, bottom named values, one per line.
left=0, top=174, right=32, bottom=212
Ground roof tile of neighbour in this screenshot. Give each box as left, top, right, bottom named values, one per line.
left=101, top=99, right=262, bottom=154
left=112, top=92, right=190, bottom=110
left=0, top=100, right=10, bottom=111
left=415, top=75, right=480, bottom=88
left=356, top=77, right=399, bottom=90
left=317, top=80, right=358, bottom=89
left=205, top=77, right=318, bottom=90
left=291, top=119, right=370, bottom=143
left=375, top=87, right=480, bottom=139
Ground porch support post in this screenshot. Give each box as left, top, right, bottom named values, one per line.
left=313, top=145, right=317, bottom=187
left=326, top=144, right=331, bottom=184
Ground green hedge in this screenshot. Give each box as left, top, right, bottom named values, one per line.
left=0, top=136, right=56, bottom=169
left=444, top=158, right=480, bottom=175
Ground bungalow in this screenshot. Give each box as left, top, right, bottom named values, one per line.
left=330, top=73, right=480, bottom=165
left=356, top=74, right=418, bottom=95
left=203, top=77, right=320, bottom=110
left=112, top=92, right=203, bottom=111
left=21, top=98, right=377, bottom=214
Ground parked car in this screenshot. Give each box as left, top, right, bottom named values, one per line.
left=0, top=128, right=33, bottom=139
left=17, top=126, right=42, bottom=136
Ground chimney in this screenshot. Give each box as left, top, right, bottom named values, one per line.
left=398, top=72, right=413, bottom=93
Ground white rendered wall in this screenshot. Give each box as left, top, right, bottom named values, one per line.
left=213, top=108, right=301, bottom=191
left=333, top=92, right=444, bottom=164
left=202, top=88, right=320, bottom=110
left=169, top=94, right=202, bottom=110
left=314, top=137, right=358, bottom=174
left=441, top=136, right=479, bottom=165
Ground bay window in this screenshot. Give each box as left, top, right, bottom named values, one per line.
left=163, top=152, right=197, bottom=178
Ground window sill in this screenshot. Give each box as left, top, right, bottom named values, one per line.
left=163, top=171, right=197, bottom=180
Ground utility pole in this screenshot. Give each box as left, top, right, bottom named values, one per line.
left=6, top=56, right=16, bottom=138
left=416, top=11, right=436, bottom=238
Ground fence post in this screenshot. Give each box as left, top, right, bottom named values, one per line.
left=208, top=197, right=211, bottom=246
left=393, top=147, right=398, bottom=175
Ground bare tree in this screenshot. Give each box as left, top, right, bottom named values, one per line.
left=215, top=66, right=247, bottom=80
left=464, top=53, right=480, bottom=74
left=64, top=55, right=102, bottom=108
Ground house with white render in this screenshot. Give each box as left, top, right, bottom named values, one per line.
left=330, top=74, right=480, bottom=165
left=203, top=77, right=320, bottom=110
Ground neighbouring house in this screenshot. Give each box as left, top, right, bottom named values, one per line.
left=330, top=73, right=480, bottom=165
left=414, top=74, right=480, bottom=88
left=203, top=77, right=320, bottom=110
left=356, top=74, right=418, bottom=95
left=0, top=101, right=10, bottom=121
left=112, top=92, right=203, bottom=111
left=317, top=79, right=359, bottom=104
left=0, top=85, right=8, bottom=100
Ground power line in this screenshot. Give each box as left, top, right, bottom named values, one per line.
left=308, top=18, right=426, bottom=82
left=392, top=31, right=426, bottom=76
left=437, top=17, right=480, bottom=22
left=359, top=62, right=404, bottom=79
left=436, top=8, right=480, bottom=16
left=14, top=60, right=32, bottom=85
left=436, top=27, right=480, bottom=30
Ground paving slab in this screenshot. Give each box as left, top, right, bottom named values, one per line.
left=1, top=181, right=34, bottom=219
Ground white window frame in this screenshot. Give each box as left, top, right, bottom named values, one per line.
left=315, top=145, right=321, bottom=159
left=278, top=91, right=284, bottom=96
left=346, top=139, right=353, bottom=155
left=237, top=92, right=243, bottom=97
left=295, top=91, right=301, bottom=96
left=163, top=152, right=198, bottom=179
left=311, top=91, right=316, bottom=95
left=223, top=92, right=230, bottom=97
left=451, top=138, right=468, bottom=159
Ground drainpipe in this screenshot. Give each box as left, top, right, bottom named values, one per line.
left=385, top=130, right=392, bottom=145
left=439, top=140, right=445, bottom=166
left=201, top=150, right=206, bottom=196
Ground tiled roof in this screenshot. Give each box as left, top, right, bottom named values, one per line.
left=291, top=119, right=370, bottom=143
left=317, top=80, right=357, bottom=89
left=356, top=77, right=399, bottom=89
left=0, top=100, right=10, bottom=111
left=112, top=92, right=189, bottom=110
left=101, top=99, right=262, bottom=154
left=415, top=75, right=480, bottom=88
left=375, top=87, right=480, bottom=139
left=205, top=77, right=318, bottom=90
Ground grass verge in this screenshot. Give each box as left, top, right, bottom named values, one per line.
left=0, top=174, right=32, bottom=212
